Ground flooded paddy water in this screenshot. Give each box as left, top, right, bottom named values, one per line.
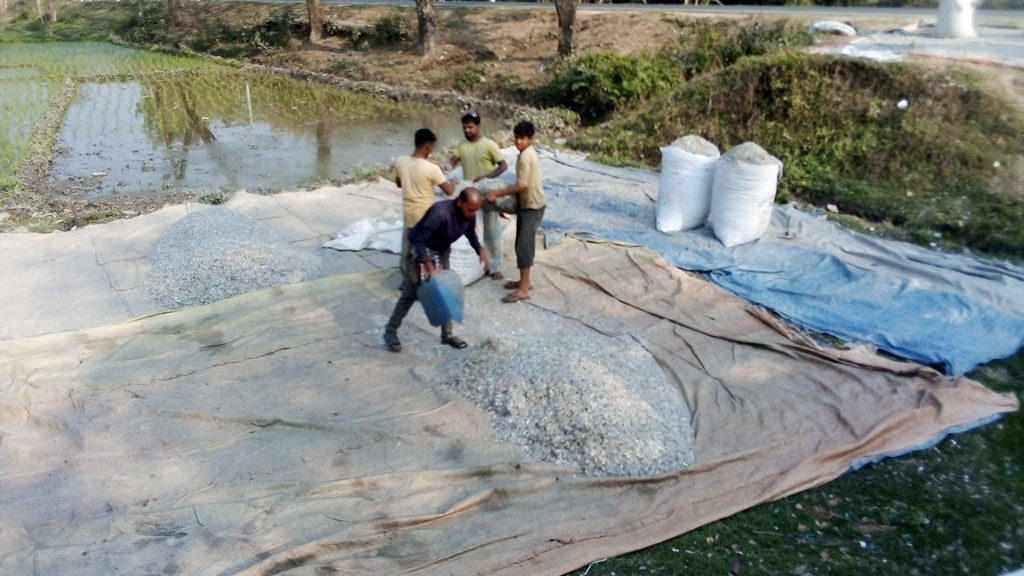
left=50, top=72, right=467, bottom=197
left=1, top=42, right=482, bottom=200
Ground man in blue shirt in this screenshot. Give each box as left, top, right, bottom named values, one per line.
left=383, top=188, right=489, bottom=353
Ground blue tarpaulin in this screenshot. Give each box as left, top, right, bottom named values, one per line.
left=519, top=150, right=1024, bottom=375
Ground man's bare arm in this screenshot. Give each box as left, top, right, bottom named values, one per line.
left=476, top=160, right=508, bottom=182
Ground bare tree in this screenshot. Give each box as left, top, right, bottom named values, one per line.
left=167, top=0, right=182, bottom=28
left=555, top=0, right=577, bottom=58
left=36, top=0, right=56, bottom=23
left=415, top=0, right=437, bottom=54
left=306, top=0, right=324, bottom=44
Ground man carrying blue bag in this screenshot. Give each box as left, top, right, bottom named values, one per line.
left=383, top=188, right=489, bottom=353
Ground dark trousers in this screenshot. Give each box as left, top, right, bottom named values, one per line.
left=384, top=246, right=453, bottom=340
left=515, top=206, right=545, bottom=269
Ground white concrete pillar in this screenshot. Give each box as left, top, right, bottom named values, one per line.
left=937, top=0, right=977, bottom=39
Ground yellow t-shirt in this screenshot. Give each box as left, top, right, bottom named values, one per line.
left=456, top=137, right=504, bottom=182
left=394, top=155, right=447, bottom=227
left=516, top=145, right=545, bottom=210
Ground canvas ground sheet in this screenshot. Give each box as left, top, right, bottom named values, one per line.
left=0, top=238, right=1015, bottom=575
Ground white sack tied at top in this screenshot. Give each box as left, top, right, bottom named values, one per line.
left=710, top=142, right=784, bottom=248
left=656, top=135, right=721, bottom=233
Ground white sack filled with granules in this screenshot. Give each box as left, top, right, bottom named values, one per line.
left=657, top=135, right=721, bottom=233
left=710, top=142, right=783, bottom=248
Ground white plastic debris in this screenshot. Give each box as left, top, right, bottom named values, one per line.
left=810, top=21, right=857, bottom=37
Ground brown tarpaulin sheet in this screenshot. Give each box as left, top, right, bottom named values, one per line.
left=0, top=239, right=1016, bottom=575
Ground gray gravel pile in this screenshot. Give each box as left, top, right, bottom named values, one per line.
left=723, top=141, right=783, bottom=167
left=143, top=207, right=322, bottom=309
left=670, top=134, right=720, bottom=157
left=433, top=297, right=695, bottom=477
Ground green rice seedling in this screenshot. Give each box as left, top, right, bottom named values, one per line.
left=0, top=42, right=226, bottom=80
left=0, top=77, right=50, bottom=181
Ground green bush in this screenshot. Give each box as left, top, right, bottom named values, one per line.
left=371, top=10, right=412, bottom=45
left=454, top=64, right=488, bottom=92
left=120, top=2, right=169, bottom=45
left=571, top=53, right=1024, bottom=257
left=537, top=52, right=679, bottom=122
left=537, top=20, right=812, bottom=123
left=674, top=19, right=813, bottom=78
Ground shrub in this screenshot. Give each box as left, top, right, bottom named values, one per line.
left=536, top=52, right=678, bottom=122
left=454, top=65, right=487, bottom=92
left=371, top=9, right=411, bottom=45
left=536, top=20, right=812, bottom=123
left=120, top=2, right=169, bottom=45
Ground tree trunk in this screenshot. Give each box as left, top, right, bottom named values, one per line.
left=0, top=0, right=9, bottom=18
left=306, top=0, right=324, bottom=44
left=415, top=0, right=437, bottom=55
left=45, top=0, right=56, bottom=23
left=35, top=0, right=42, bottom=21
left=137, top=0, right=144, bottom=19
left=167, top=0, right=181, bottom=28
left=555, top=0, right=577, bottom=58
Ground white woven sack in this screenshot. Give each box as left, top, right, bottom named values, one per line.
left=657, top=139, right=720, bottom=232
left=710, top=143, right=783, bottom=247
left=448, top=211, right=486, bottom=286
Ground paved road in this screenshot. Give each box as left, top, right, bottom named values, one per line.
left=241, top=0, right=1022, bottom=25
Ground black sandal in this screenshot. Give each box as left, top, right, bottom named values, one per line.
left=442, top=336, right=468, bottom=349
left=384, top=334, right=402, bottom=353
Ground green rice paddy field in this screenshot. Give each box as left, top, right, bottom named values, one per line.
left=0, top=42, right=224, bottom=183
left=0, top=42, right=467, bottom=198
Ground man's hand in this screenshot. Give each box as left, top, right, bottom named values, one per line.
left=421, top=260, right=439, bottom=278
left=485, top=191, right=499, bottom=203
left=479, top=251, right=491, bottom=273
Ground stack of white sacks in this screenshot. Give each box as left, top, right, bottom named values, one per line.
left=656, top=136, right=783, bottom=247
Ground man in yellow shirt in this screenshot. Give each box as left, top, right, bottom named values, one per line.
left=394, top=128, right=455, bottom=279
left=485, top=121, right=546, bottom=303
left=449, top=110, right=509, bottom=279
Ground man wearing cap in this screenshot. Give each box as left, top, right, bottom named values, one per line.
left=449, top=110, right=510, bottom=279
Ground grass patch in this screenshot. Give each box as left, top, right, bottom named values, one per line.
left=570, top=350, right=1024, bottom=576
left=571, top=53, right=1024, bottom=258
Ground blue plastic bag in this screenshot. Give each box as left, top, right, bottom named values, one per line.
left=417, top=270, right=465, bottom=326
